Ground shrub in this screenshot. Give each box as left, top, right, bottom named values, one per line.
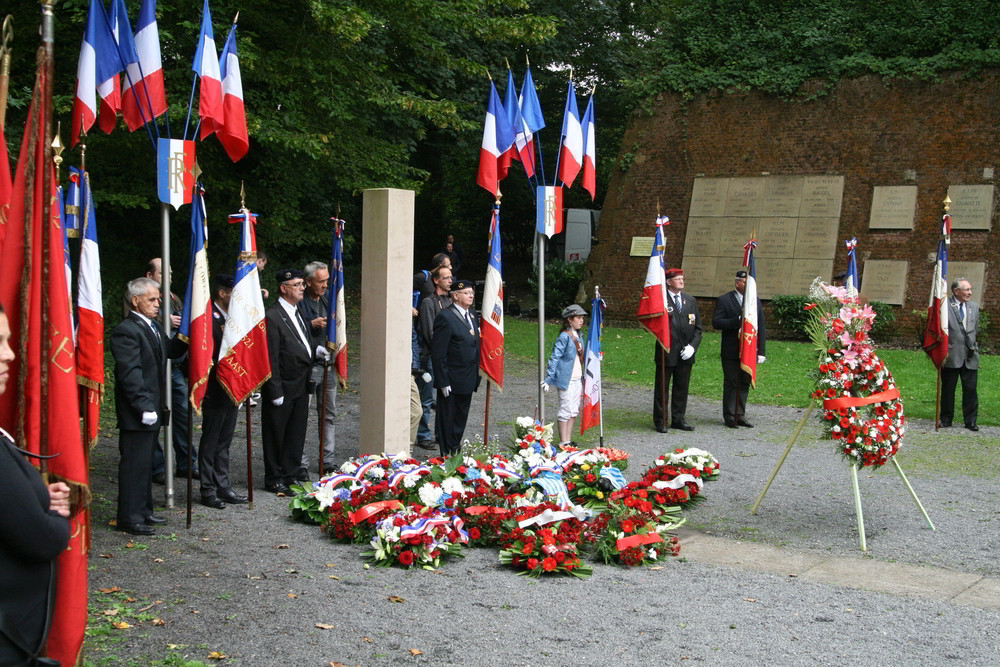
left=529, top=259, right=586, bottom=319
left=771, top=293, right=895, bottom=342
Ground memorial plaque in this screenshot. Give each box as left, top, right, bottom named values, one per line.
left=630, top=236, right=654, bottom=257
left=680, top=256, right=719, bottom=298
left=868, top=185, right=917, bottom=229
left=800, top=175, right=845, bottom=218
left=753, top=257, right=792, bottom=300
left=794, top=217, right=840, bottom=259
left=689, top=178, right=730, bottom=217
left=859, top=259, right=908, bottom=305
left=683, top=218, right=723, bottom=257
left=788, top=259, right=835, bottom=295
left=755, top=217, right=798, bottom=258
left=717, top=218, right=755, bottom=257
left=947, top=185, right=994, bottom=230
left=724, top=177, right=766, bottom=217
left=712, top=256, right=748, bottom=296
left=762, top=175, right=804, bottom=217
left=948, top=261, right=986, bottom=304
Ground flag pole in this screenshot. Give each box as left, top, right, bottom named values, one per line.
left=40, top=0, right=57, bottom=475
left=483, top=381, right=491, bottom=448
left=245, top=398, right=254, bottom=510
left=595, top=285, right=605, bottom=448
left=0, top=15, right=12, bottom=129
left=934, top=195, right=951, bottom=430
left=186, top=395, right=193, bottom=528
left=161, top=201, right=174, bottom=508
left=537, top=233, right=545, bottom=423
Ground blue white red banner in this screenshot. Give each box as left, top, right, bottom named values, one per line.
left=580, top=294, right=604, bottom=434
left=480, top=202, right=504, bottom=388
left=535, top=185, right=563, bottom=238
left=156, top=138, right=196, bottom=209
left=179, top=185, right=213, bottom=412
left=327, top=218, right=348, bottom=387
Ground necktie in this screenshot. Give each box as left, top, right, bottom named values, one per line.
left=465, top=310, right=474, bottom=333
left=674, top=294, right=682, bottom=312
left=959, top=303, right=966, bottom=326
left=149, top=322, right=160, bottom=341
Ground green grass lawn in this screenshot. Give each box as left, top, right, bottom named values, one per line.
left=504, top=317, right=999, bottom=426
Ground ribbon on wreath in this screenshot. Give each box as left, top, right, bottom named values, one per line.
left=518, top=504, right=591, bottom=529
left=556, top=448, right=598, bottom=469
left=348, top=500, right=403, bottom=525
left=463, top=506, right=512, bottom=518
left=530, top=472, right=572, bottom=507
left=650, top=473, right=704, bottom=491
left=399, top=514, right=452, bottom=540
left=616, top=531, right=664, bottom=552
left=599, top=466, right=627, bottom=490
left=822, top=388, right=900, bottom=410
left=387, top=466, right=431, bottom=489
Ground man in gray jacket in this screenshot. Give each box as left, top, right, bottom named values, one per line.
left=941, top=277, right=980, bottom=431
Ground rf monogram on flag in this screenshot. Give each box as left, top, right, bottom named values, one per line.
left=156, top=139, right=198, bottom=209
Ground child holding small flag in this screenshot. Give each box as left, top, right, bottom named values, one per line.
left=542, top=304, right=588, bottom=445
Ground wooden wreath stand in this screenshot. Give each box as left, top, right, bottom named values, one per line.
left=751, top=397, right=934, bottom=551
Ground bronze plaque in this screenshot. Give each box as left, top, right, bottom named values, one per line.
left=756, top=218, right=799, bottom=258
left=859, top=259, right=908, bottom=305
left=689, top=178, right=730, bottom=217
left=788, top=259, right=835, bottom=295
left=800, top=175, right=845, bottom=218
left=869, top=185, right=917, bottom=229
left=948, top=261, right=986, bottom=304
left=794, top=217, right=841, bottom=259
left=680, top=256, right=719, bottom=298
left=712, top=256, right=748, bottom=296
left=684, top=218, right=723, bottom=257
left=762, top=175, right=804, bottom=217
left=753, top=257, right=792, bottom=300
left=630, top=236, right=655, bottom=257
left=717, top=218, right=755, bottom=257
left=724, top=177, right=766, bottom=217
left=947, top=185, right=994, bottom=230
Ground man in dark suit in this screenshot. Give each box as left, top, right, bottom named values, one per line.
left=262, top=269, right=319, bottom=493
left=431, top=278, right=481, bottom=457
left=111, top=277, right=183, bottom=535
left=296, top=261, right=337, bottom=475
left=712, top=270, right=767, bottom=428
left=941, top=277, right=980, bottom=431
left=197, top=275, right=248, bottom=509
left=653, top=268, right=703, bottom=433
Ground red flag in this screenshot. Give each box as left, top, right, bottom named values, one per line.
left=0, top=49, right=88, bottom=666
left=636, top=217, right=671, bottom=352
left=923, top=240, right=949, bottom=368
left=739, top=239, right=760, bottom=386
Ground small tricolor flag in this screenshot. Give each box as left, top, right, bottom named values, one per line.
left=580, top=91, right=596, bottom=200
left=122, top=0, right=168, bottom=131
left=923, top=239, right=949, bottom=369
left=844, top=237, right=859, bottom=298
left=503, top=69, right=534, bottom=179
left=479, top=201, right=504, bottom=388
left=178, top=185, right=213, bottom=412
left=636, top=216, right=671, bottom=353
left=739, top=238, right=760, bottom=387
left=156, top=138, right=196, bottom=209
left=72, top=0, right=119, bottom=145
left=535, top=185, right=563, bottom=238
left=76, top=171, right=104, bottom=447
left=556, top=78, right=583, bottom=188
left=476, top=81, right=514, bottom=195
left=580, top=293, right=605, bottom=435
left=218, top=23, right=249, bottom=162
left=327, top=218, right=348, bottom=387
left=192, top=0, right=224, bottom=139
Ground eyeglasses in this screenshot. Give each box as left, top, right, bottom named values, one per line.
left=285, top=281, right=305, bottom=288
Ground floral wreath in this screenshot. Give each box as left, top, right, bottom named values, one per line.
left=806, top=279, right=905, bottom=468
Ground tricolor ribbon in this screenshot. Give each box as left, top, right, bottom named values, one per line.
left=743, top=238, right=758, bottom=266
left=399, top=515, right=452, bottom=539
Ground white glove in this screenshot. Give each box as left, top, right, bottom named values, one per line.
left=541, top=381, right=550, bottom=392
left=680, top=344, right=694, bottom=361
left=272, top=396, right=284, bottom=407
left=421, top=372, right=432, bottom=384
left=141, top=411, right=158, bottom=426
left=315, top=345, right=330, bottom=361
left=757, top=355, right=766, bottom=364
left=442, top=386, right=451, bottom=398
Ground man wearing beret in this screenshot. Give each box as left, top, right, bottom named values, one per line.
left=713, top=270, right=767, bottom=428
left=431, top=278, right=481, bottom=457
left=653, top=268, right=702, bottom=433
left=261, top=269, right=323, bottom=494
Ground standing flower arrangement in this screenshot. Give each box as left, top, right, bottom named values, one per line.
left=806, top=279, right=905, bottom=468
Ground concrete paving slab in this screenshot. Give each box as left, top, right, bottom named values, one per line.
left=677, top=531, right=827, bottom=575
left=798, top=557, right=982, bottom=601
left=950, top=577, right=1000, bottom=610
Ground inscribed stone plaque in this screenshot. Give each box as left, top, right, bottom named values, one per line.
left=788, top=259, right=835, bottom=295
left=947, top=185, right=994, bottom=230
left=680, top=256, right=719, bottom=298
left=717, top=218, right=755, bottom=257
left=712, top=256, right=748, bottom=297
left=689, top=178, right=730, bottom=217
left=684, top=218, right=723, bottom=257
left=724, top=177, right=766, bottom=217
left=800, top=175, right=845, bottom=218
left=753, top=257, right=792, bottom=300
left=762, top=175, right=804, bottom=217
left=794, top=218, right=840, bottom=259
left=859, top=259, right=908, bottom=305
left=948, top=261, right=986, bottom=304
left=630, top=236, right=654, bottom=257
left=756, top=218, right=799, bottom=258
left=869, top=185, right=917, bottom=229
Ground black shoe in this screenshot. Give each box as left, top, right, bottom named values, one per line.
left=144, top=515, right=168, bottom=525
left=201, top=497, right=227, bottom=509
left=218, top=490, right=248, bottom=504
left=724, top=421, right=738, bottom=429
left=265, top=483, right=291, bottom=495
left=655, top=426, right=668, bottom=433
left=737, top=419, right=754, bottom=428
left=295, top=469, right=310, bottom=482
left=966, top=424, right=979, bottom=432
left=176, top=468, right=200, bottom=478
left=118, top=522, right=155, bottom=536
left=415, top=440, right=435, bottom=450
left=939, top=421, right=952, bottom=427
left=672, top=423, right=695, bottom=432
left=152, top=472, right=166, bottom=485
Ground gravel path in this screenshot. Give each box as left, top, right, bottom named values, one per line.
left=85, top=347, right=1000, bottom=666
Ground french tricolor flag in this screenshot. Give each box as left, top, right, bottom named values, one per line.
left=122, top=0, right=168, bottom=131
left=535, top=185, right=563, bottom=238
left=96, top=0, right=136, bottom=134
left=556, top=79, right=583, bottom=188
left=327, top=219, right=348, bottom=387
left=179, top=185, right=214, bottom=412
left=217, top=23, right=249, bottom=162
left=476, top=81, right=514, bottom=196
left=580, top=91, right=596, bottom=200
left=192, top=0, right=224, bottom=140
left=479, top=202, right=504, bottom=388
left=76, top=171, right=104, bottom=446
left=72, top=0, right=116, bottom=145
left=503, top=69, right=534, bottom=179
left=156, top=138, right=196, bottom=209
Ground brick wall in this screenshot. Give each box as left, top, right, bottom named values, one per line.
left=588, top=72, right=1000, bottom=343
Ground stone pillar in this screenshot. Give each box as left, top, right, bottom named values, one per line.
left=360, top=188, right=414, bottom=456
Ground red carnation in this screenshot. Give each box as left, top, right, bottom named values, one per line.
left=398, top=550, right=415, bottom=566
left=468, top=527, right=481, bottom=540
left=542, top=557, right=557, bottom=572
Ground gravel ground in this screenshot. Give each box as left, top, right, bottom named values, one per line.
left=85, top=346, right=1000, bottom=666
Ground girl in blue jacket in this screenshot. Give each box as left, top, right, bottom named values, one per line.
left=542, top=304, right=587, bottom=445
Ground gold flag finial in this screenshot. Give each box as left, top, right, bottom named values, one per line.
left=51, top=121, right=63, bottom=168
left=240, top=181, right=246, bottom=210
left=943, top=195, right=951, bottom=212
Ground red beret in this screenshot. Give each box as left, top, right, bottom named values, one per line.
left=665, top=268, right=684, bottom=279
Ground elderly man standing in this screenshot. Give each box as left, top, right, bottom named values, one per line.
left=111, top=278, right=184, bottom=535
left=417, top=264, right=453, bottom=448
left=653, top=268, right=702, bottom=433
left=941, top=277, right=980, bottom=431
left=262, top=269, right=323, bottom=494
left=713, top=270, right=767, bottom=428
left=297, top=261, right=338, bottom=475
left=431, top=278, right=481, bottom=457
